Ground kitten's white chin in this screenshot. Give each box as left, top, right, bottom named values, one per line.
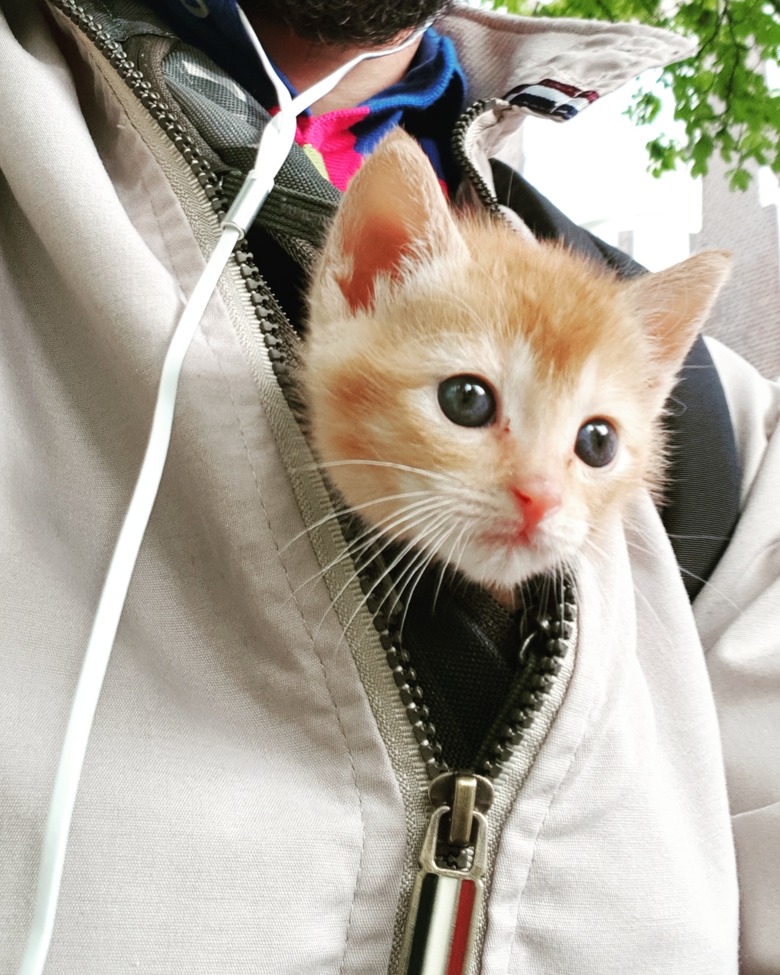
left=457, top=539, right=566, bottom=591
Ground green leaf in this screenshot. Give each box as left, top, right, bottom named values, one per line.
left=490, top=0, right=780, bottom=188
left=728, top=167, right=751, bottom=191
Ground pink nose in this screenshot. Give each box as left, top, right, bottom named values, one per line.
left=510, top=485, right=561, bottom=535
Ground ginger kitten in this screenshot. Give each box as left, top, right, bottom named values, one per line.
left=301, top=130, right=729, bottom=604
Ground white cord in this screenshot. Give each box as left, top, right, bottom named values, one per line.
left=16, top=228, right=239, bottom=975
left=17, top=11, right=431, bottom=975
left=226, top=10, right=432, bottom=235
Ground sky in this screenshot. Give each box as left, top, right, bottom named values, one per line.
left=519, top=71, right=701, bottom=270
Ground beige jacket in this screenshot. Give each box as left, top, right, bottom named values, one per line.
left=0, top=1, right=778, bottom=972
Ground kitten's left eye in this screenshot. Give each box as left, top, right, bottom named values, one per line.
left=575, top=418, right=618, bottom=468
left=437, top=375, right=497, bottom=428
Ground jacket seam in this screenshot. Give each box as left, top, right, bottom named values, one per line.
left=197, top=315, right=367, bottom=971
left=505, top=656, right=598, bottom=973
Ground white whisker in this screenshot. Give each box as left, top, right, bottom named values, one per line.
left=332, top=512, right=455, bottom=646
left=381, top=534, right=443, bottom=631
left=432, top=520, right=472, bottom=612
left=307, top=500, right=456, bottom=624
left=307, top=458, right=463, bottom=486
left=377, top=518, right=456, bottom=639
left=624, top=534, right=741, bottom=612
left=397, top=524, right=458, bottom=637
left=281, top=489, right=441, bottom=551
left=666, top=532, right=730, bottom=542
left=283, top=495, right=456, bottom=604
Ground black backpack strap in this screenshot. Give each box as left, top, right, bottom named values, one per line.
left=491, top=161, right=741, bottom=599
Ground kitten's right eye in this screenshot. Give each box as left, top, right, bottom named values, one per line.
left=437, top=375, right=497, bottom=428
left=575, top=418, right=618, bottom=468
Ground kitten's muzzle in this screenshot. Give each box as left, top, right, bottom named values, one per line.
left=510, top=485, right=562, bottom=539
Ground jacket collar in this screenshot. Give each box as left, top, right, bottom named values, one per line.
left=434, top=5, right=692, bottom=228
left=440, top=4, right=692, bottom=113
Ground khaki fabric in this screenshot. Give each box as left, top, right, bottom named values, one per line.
left=0, top=2, right=777, bottom=973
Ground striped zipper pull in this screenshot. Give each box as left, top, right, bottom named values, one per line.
left=400, top=773, right=494, bottom=975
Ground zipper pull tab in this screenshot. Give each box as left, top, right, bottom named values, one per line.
left=399, top=773, right=494, bottom=975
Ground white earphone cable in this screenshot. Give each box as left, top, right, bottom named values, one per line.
left=16, top=12, right=430, bottom=974
left=16, top=226, right=239, bottom=975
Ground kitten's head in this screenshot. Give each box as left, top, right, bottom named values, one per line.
left=302, top=130, right=729, bottom=598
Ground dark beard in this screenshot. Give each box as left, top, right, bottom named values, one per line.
left=243, top=0, right=452, bottom=46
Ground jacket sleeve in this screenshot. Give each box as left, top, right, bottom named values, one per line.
left=696, top=336, right=780, bottom=974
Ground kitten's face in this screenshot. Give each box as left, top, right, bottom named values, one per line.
left=305, top=234, right=660, bottom=592
left=302, top=132, right=729, bottom=597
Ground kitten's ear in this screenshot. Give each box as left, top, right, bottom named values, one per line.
left=314, top=129, right=468, bottom=316
left=626, top=250, right=731, bottom=382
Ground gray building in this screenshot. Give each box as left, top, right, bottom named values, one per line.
left=691, top=155, right=780, bottom=379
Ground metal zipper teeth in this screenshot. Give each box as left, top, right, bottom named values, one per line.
left=53, top=0, right=577, bottom=787
left=473, top=584, right=575, bottom=777
left=388, top=578, right=575, bottom=781
left=48, top=0, right=301, bottom=395
left=450, top=98, right=505, bottom=216
left=345, top=503, right=577, bottom=782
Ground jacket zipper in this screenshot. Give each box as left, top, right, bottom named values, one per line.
left=450, top=98, right=505, bottom=215
left=400, top=772, right=493, bottom=975
left=46, top=0, right=303, bottom=400
left=46, top=6, right=577, bottom=969
left=372, top=565, right=575, bottom=783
